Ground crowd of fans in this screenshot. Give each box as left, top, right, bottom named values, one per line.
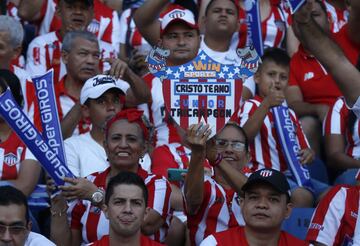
left=0, top=0, right=359, bottom=245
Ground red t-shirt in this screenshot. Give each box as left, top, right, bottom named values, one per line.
left=201, top=226, right=307, bottom=245
left=334, top=24, right=360, bottom=65
left=89, top=235, right=163, bottom=246
left=288, top=45, right=342, bottom=106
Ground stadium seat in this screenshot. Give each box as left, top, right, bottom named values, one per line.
left=282, top=207, right=315, bottom=240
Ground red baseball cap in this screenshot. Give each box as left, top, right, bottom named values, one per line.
left=160, top=5, right=198, bottom=36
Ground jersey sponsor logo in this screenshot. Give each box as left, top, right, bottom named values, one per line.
left=4, top=153, right=19, bottom=167
left=304, top=72, right=314, bottom=81
left=309, top=222, right=324, bottom=231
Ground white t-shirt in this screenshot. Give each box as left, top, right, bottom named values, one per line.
left=199, top=38, right=255, bottom=97
left=64, top=132, right=108, bottom=177
left=64, top=132, right=152, bottom=177
left=25, top=232, right=55, bottom=246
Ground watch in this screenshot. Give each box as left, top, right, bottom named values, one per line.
left=91, top=188, right=105, bottom=205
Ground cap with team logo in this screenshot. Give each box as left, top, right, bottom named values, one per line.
left=242, top=168, right=291, bottom=197
left=160, top=5, right=198, bottom=36
left=80, top=75, right=129, bottom=105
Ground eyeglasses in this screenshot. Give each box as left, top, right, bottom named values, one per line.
left=0, top=224, right=27, bottom=235
left=215, top=139, right=246, bottom=152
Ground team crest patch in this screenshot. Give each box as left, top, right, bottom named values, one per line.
left=4, top=153, right=19, bottom=167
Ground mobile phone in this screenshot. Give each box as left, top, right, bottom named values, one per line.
left=167, top=168, right=188, bottom=181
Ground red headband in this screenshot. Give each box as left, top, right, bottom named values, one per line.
left=105, top=109, right=149, bottom=140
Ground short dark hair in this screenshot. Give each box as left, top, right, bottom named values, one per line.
left=0, top=186, right=29, bottom=223
left=0, top=69, right=24, bottom=107
left=205, top=0, right=238, bottom=16
left=105, top=172, right=148, bottom=206
left=260, top=47, right=290, bottom=69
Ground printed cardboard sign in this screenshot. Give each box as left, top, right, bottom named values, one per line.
left=147, top=46, right=260, bottom=137
left=162, top=51, right=245, bottom=137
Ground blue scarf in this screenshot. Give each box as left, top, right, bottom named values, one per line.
left=32, top=70, right=66, bottom=165
left=0, top=89, right=74, bottom=185
left=271, top=105, right=314, bottom=192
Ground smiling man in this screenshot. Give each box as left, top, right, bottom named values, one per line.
left=200, top=168, right=307, bottom=245
left=89, top=171, right=162, bottom=246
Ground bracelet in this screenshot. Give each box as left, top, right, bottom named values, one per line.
left=209, top=153, right=223, bottom=167
left=50, top=205, right=68, bottom=217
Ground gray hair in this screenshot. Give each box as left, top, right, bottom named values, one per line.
left=62, top=30, right=98, bottom=52
left=0, top=16, right=24, bottom=48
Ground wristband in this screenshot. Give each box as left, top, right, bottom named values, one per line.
left=210, top=153, right=223, bottom=167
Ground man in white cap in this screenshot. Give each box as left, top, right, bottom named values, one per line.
left=64, top=74, right=128, bottom=178
left=201, top=168, right=306, bottom=245
left=28, top=30, right=151, bottom=139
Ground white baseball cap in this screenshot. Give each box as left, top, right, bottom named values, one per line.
left=80, top=75, right=129, bottom=105
left=160, top=6, right=198, bottom=35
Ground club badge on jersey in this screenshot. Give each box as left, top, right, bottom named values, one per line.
left=147, top=48, right=260, bottom=137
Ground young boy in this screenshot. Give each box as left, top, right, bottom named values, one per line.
left=236, top=48, right=327, bottom=207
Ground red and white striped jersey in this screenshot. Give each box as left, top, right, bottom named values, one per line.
left=89, top=235, right=163, bottom=246
left=237, top=96, right=310, bottom=172
left=68, top=166, right=172, bottom=244
left=324, top=1, right=348, bottom=33
left=235, top=3, right=292, bottom=50
left=10, top=64, right=35, bottom=116
left=201, top=226, right=307, bottom=246
left=151, top=143, right=211, bottom=187
left=152, top=143, right=192, bottom=177
left=186, top=175, right=245, bottom=246
left=0, top=131, right=35, bottom=180
left=323, top=97, right=360, bottom=160
left=25, top=31, right=117, bottom=84
left=137, top=73, right=181, bottom=147
left=37, top=0, right=121, bottom=50
left=306, top=185, right=360, bottom=246
left=119, top=8, right=152, bottom=55
left=6, top=2, right=21, bottom=21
